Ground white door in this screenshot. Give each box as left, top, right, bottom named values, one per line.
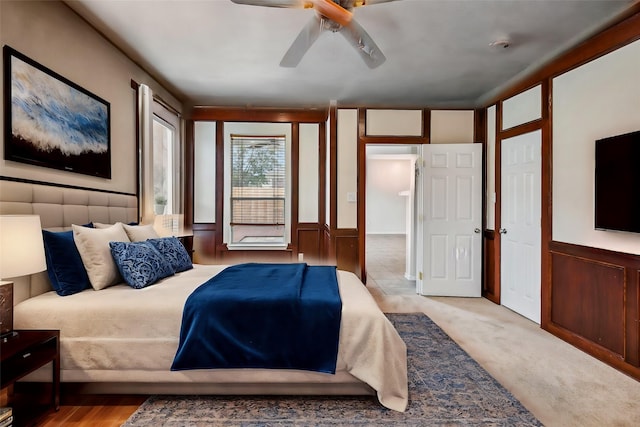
left=417, top=144, right=483, bottom=297
left=500, top=131, right=541, bottom=323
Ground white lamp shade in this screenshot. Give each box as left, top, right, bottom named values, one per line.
left=0, top=215, right=47, bottom=279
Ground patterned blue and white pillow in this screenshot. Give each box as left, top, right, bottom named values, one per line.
left=109, top=241, right=174, bottom=289
left=147, top=237, right=193, bottom=273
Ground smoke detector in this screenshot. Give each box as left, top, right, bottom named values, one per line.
left=489, top=39, right=511, bottom=49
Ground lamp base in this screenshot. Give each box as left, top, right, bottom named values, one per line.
left=0, top=282, right=14, bottom=339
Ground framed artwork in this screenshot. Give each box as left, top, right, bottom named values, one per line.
left=3, top=46, right=111, bottom=178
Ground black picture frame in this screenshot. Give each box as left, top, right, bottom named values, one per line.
left=3, top=46, right=111, bottom=179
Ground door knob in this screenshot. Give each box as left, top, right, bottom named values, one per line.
left=499, top=228, right=507, bottom=234
left=474, top=228, right=481, bottom=233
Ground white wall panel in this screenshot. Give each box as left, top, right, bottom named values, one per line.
left=553, top=39, right=640, bottom=255
left=298, top=123, right=319, bottom=223
left=502, top=85, right=541, bottom=130
left=337, top=109, right=358, bottom=229
left=430, top=110, right=474, bottom=144
left=366, top=109, right=422, bottom=136
left=193, top=122, right=216, bottom=223
left=326, top=114, right=331, bottom=227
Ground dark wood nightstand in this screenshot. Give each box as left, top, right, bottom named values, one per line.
left=1, top=330, right=60, bottom=426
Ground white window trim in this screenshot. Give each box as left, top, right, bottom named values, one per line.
left=138, top=84, right=183, bottom=224
left=223, top=122, right=292, bottom=248
left=226, top=243, right=289, bottom=251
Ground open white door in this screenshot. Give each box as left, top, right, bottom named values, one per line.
left=417, top=144, right=482, bottom=297
left=500, top=131, right=541, bottom=323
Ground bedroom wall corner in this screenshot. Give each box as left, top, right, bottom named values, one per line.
left=0, top=0, right=183, bottom=195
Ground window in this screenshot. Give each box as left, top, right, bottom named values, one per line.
left=223, top=122, right=291, bottom=249
left=152, top=115, right=177, bottom=215
left=230, top=135, right=286, bottom=244
left=137, top=84, right=183, bottom=224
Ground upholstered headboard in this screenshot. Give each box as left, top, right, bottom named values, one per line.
left=0, top=178, right=138, bottom=303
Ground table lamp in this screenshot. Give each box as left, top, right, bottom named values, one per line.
left=0, top=215, right=47, bottom=338
left=153, top=214, right=192, bottom=238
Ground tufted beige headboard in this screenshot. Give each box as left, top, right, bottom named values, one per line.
left=0, top=178, right=138, bottom=304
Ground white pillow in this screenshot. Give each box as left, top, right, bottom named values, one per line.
left=72, top=223, right=130, bottom=290
left=92, top=222, right=116, bottom=229
left=122, top=223, right=160, bottom=242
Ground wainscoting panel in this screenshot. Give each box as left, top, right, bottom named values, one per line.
left=321, top=227, right=360, bottom=278
left=482, top=230, right=499, bottom=303
left=550, top=252, right=625, bottom=356
left=297, top=226, right=321, bottom=263
left=335, top=234, right=359, bottom=279
left=547, top=241, right=640, bottom=379
left=192, top=228, right=217, bottom=264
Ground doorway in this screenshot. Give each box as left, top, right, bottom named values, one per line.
left=417, top=143, right=483, bottom=296
left=500, top=130, right=542, bottom=323
left=365, top=145, right=418, bottom=295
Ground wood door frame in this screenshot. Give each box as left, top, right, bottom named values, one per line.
left=185, top=107, right=329, bottom=264
left=492, top=83, right=550, bottom=312
left=357, top=108, right=486, bottom=283
left=357, top=109, right=430, bottom=282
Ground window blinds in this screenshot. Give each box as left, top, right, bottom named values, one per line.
left=230, top=135, right=286, bottom=225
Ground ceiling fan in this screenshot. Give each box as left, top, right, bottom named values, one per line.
left=230, top=0, right=398, bottom=69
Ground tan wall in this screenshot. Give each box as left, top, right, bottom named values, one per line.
left=0, top=0, right=182, bottom=194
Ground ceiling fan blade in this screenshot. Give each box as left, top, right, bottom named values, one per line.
left=340, top=19, right=386, bottom=68
left=280, top=16, right=324, bottom=67
left=230, top=0, right=311, bottom=8
left=354, top=0, right=401, bottom=6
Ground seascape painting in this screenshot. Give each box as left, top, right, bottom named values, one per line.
left=4, top=46, right=111, bottom=178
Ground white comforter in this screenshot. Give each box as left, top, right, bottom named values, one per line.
left=14, top=264, right=408, bottom=411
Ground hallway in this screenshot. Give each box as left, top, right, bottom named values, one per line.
left=365, top=234, right=416, bottom=296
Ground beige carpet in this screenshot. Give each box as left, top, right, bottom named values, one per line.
left=368, top=283, right=640, bottom=427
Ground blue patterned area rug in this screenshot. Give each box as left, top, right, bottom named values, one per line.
left=122, top=313, right=541, bottom=426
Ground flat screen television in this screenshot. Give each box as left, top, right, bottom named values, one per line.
left=594, top=130, right=640, bottom=233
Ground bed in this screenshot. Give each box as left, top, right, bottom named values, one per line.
left=0, top=178, right=408, bottom=412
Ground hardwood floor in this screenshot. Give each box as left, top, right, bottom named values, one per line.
left=2, top=386, right=145, bottom=427
left=38, top=395, right=146, bottom=427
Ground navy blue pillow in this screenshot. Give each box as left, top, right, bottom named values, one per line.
left=109, top=241, right=174, bottom=289
left=147, top=237, right=193, bottom=273
left=42, top=229, right=91, bottom=296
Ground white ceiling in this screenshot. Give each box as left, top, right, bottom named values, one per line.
left=64, top=0, right=635, bottom=109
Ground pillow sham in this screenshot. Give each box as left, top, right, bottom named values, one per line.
left=72, top=223, right=130, bottom=290
left=93, top=221, right=138, bottom=229
left=42, top=229, right=91, bottom=296
left=109, top=241, right=174, bottom=289
left=147, top=237, right=193, bottom=273
left=92, top=222, right=113, bottom=229
left=122, top=223, right=160, bottom=242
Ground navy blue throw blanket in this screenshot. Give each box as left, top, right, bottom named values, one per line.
left=171, top=263, right=342, bottom=374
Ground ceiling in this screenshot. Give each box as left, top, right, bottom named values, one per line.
left=64, top=0, right=635, bottom=109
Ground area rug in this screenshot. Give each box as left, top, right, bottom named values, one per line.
left=122, top=313, right=541, bottom=426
